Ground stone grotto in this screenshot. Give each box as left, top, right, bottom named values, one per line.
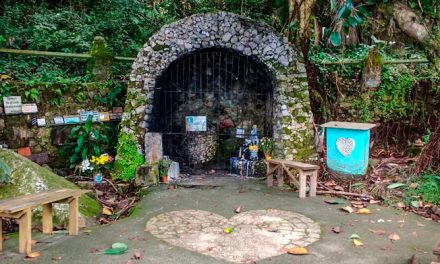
left=119, top=11, right=316, bottom=170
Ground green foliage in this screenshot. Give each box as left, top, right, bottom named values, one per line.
left=93, top=81, right=126, bottom=107
left=158, top=159, right=171, bottom=177
left=0, top=161, right=12, bottom=184
left=405, top=172, right=440, bottom=206
left=113, top=132, right=144, bottom=182
left=60, top=116, right=111, bottom=168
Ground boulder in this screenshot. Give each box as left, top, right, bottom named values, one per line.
left=0, top=149, right=100, bottom=226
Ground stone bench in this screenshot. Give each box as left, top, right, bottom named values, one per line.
left=265, top=159, right=319, bottom=198
left=0, top=188, right=88, bottom=255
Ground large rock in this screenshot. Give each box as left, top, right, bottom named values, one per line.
left=0, top=149, right=100, bottom=226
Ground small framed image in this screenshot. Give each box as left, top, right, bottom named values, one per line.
left=22, top=103, right=38, bottom=114
left=236, top=128, right=245, bottom=138
left=109, top=112, right=122, bottom=120
left=112, top=107, right=123, bottom=113
left=63, top=115, right=80, bottom=124
left=79, top=110, right=99, bottom=122
left=98, top=112, right=110, bottom=122
left=36, top=118, right=46, bottom=127
left=53, top=116, right=64, bottom=125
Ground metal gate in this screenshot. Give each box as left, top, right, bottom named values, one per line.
left=151, top=48, right=274, bottom=170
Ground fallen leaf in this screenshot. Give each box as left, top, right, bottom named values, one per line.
left=411, top=201, right=421, bottom=208
left=388, top=233, right=400, bottom=241
left=334, top=185, right=344, bottom=191
left=387, top=182, right=406, bottom=189
left=117, top=199, right=129, bottom=209
left=133, top=252, right=141, bottom=260
left=409, top=254, right=419, bottom=264
left=102, top=207, right=113, bottom=216
left=377, top=219, right=385, bottom=223
left=287, top=247, right=309, bottom=255
left=26, top=252, right=40, bottom=258
left=31, top=240, right=37, bottom=245
left=412, top=231, right=417, bottom=237
left=416, top=221, right=425, bottom=227
left=324, top=180, right=336, bottom=187
left=234, top=207, right=241, bottom=213
left=368, top=229, right=386, bottom=235
left=352, top=239, right=363, bottom=247
left=409, top=183, right=418, bottom=189
left=396, top=202, right=405, bottom=208
left=369, top=200, right=381, bottom=204
left=341, top=206, right=354, bottom=213
left=332, top=226, right=341, bottom=234
left=325, top=198, right=346, bottom=204
left=223, top=227, right=234, bottom=234
left=51, top=256, right=62, bottom=261
left=357, top=208, right=371, bottom=214
left=397, top=219, right=405, bottom=224
left=83, top=229, right=92, bottom=234
left=349, top=234, right=360, bottom=240
left=89, top=248, right=101, bottom=253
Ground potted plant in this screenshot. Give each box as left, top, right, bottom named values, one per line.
left=259, top=137, right=274, bottom=160
left=158, top=159, right=171, bottom=183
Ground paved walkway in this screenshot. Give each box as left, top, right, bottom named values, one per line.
left=1, top=176, right=439, bottom=263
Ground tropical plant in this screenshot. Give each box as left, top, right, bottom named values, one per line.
left=60, top=116, right=111, bottom=168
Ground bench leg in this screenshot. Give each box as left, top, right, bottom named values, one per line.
left=310, top=170, right=318, bottom=197
left=267, top=165, right=274, bottom=187
left=68, top=197, right=79, bottom=236
left=299, top=170, right=306, bottom=198
left=18, top=209, right=32, bottom=255
left=277, top=166, right=284, bottom=188
left=0, top=217, right=3, bottom=252
left=42, top=203, right=53, bottom=234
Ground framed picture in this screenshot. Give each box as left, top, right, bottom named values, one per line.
left=185, top=116, right=207, bottom=132
left=79, top=110, right=99, bottom=122
left=98, top=112, right=110, bottom=122
left=53, top=116, right=64, bottom=125
left=109, top=112, right=122, bottom=120
left=63, top=115, right=80, bottom=124
left=36, top=118, right=46, bottom=127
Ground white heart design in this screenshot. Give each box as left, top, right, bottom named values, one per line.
left=146, top=209, right=320, bottom=263
left=336, top=137, right=356, bottom=157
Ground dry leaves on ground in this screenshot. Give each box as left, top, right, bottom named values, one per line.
left=287, top=247, right=309, bottom=255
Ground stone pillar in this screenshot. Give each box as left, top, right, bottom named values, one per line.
left=88, top=36, right=114, bottom=82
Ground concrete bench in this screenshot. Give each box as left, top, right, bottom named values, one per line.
left=0, top=188, right=88, bottom=255
left=265, top=159, right=319, bottom=198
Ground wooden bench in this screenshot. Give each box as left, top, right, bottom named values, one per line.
left=434, top=240, right=440, bottom=262
left=0, top=188, right=88, bottom=255
left=265, top=159, right=319, bottom=198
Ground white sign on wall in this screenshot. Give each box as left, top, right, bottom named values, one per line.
left=22, top=103, right=38, bottom=114
left=185, top=116, right=207, bottom=132
left=3, top=96, right=22, bottom=114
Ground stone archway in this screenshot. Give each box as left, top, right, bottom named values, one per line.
left=119, top=11, right=316, bottom=164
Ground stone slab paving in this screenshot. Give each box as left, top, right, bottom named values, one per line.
left=146, top=209, right=320, bottom=263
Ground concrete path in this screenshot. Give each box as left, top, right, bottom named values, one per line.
left=1, top=176, right=439, bottom=263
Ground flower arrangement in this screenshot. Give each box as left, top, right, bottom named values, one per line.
left=80, top=154, right=114, bottom=182
left=249, top=145, right=258, bottom=151
left=259, top=137, right=274, bottom=159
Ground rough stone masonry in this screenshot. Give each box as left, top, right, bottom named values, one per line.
left=119, top=11, right=316, bottom=163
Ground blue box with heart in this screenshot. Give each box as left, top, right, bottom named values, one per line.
left=321, top=121, right=376, bottom=176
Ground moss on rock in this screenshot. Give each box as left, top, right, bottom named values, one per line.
left=0, top=149, right=100, bottom=225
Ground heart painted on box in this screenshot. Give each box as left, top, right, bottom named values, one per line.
left=336, top=137, right=356, bottom=157
left=145, top=209, right=320, bottom=263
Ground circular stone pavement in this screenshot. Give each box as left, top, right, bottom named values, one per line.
left=146, top=209, right=320, bottom=263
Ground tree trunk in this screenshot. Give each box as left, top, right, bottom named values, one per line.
left=392, top=3, right=440, bottom=70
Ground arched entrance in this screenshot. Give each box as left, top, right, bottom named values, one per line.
left=119, top=11, right=316, bottom=170
left=152, top=47, right=274, bottom=169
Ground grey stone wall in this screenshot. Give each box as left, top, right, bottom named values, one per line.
left=121, top=11, right=316, bottom=162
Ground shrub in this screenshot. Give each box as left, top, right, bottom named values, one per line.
left=113, top=132, right=144, bottom=181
